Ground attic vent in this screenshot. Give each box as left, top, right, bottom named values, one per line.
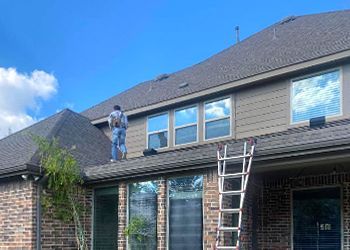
left=279, top=16, right=296, bottom=25
left=179, top=82, right=189, bottom=88
left=155, top=73, right=169, bottom=81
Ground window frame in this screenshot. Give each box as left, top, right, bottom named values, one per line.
left=146, top=111, right=170, bottom=149
left=92, top=185, right=119, bottom=250
left=203, top=96, right=232, bottom=141
left=173, top=104, right=199, bottom=146
left=289, top=68, right=343, bottom=125
left=166, top=175, right=204, bottom=250
left=290, top=185, right=344, bottom=250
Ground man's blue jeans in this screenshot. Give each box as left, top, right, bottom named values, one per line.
left=111, top=127, right=127, bottom=160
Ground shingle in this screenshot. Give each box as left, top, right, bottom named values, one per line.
left=81, top=10, right=350, bottom=121
left=83, top=118, right=350, bottom=182
left=0, top=109, right=111, bottom=177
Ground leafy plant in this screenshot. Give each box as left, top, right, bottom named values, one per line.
left=33, top=136, right=87, bottom=250
left=125, top=216, right=156, bottom=249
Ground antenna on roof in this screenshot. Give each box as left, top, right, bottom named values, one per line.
left=235, top=26, right=240, bottom=43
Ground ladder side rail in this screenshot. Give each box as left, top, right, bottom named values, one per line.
left=216, top=150, right=223, bottom=249
left=237, top=144, right=256, bottom=249
left=236, top=142, right=247, bottom=249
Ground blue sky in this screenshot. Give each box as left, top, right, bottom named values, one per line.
left=0, top=0, right=349, bottom=137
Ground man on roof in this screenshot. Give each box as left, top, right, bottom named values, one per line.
left=108, top=105, right=128, bottom=161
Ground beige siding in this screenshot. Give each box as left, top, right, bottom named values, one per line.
left=99, top=116, right=146, bottom=159
left=235, top=80, right=289, bottom=138
left=97, top=63, right=350, bottom=155
left=126, top=116, right=146, bottom=158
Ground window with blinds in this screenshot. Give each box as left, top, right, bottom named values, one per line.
left=93, top=187, right=118, bottom=250
left=291, top=70, right=341, bottom=123
left=293, top=187, right=341, bottom=250
left=128, top=181, right=158, bottom=250
left=168, top=176, right=203, bottom=250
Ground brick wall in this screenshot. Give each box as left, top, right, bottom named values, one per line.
left=157, top=178, right=167, bottom=250
left=117, top=182, right=127, bottom=250
left=0, top=179, right=37, bottom=250
left=40, top=187, right=93, bottom=250
left=256, top=172, right=350, bottom=250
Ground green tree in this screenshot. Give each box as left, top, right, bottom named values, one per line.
left=33, top=136, right=87, bottom=250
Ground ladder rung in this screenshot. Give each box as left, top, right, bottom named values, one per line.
left=219, top=226, right=239, bottom=232
left=220, top=190, right=244, bottom=195
left=216, top=246, right=238, bottom=250
left=218, top=154, right=251, bottom=161
left=220, top=208, right=241, bottom=213
left=218, top=172, right=248, bottom=178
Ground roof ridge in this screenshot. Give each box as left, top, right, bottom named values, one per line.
left=27, top=109, right=74, bottom=166
left=0, top=108, right=70, bottom=143
left=295, top=8, right=350, bottom=19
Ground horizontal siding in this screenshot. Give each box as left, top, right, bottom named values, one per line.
left=126, top=117, right=146, bottom=158
left=236, top=80, right=289, bottom=139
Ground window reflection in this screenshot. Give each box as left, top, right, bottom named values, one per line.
left=292, top=70, right=341, bottom=123
left=128, top=181, right=158, bottom=250
left=204, top=98, right=231, bottom=140
left=205, top=98, right=230, bottom=120
left=168, top=176, right=203, bottom=250
left=175, top=106, right=198, bottom=145
left=147, top=113, right=168, bottom=149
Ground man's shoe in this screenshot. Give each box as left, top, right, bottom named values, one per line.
left=122, top=152, right=127, bottom=160
left=110, top=159, right=117, bottom=163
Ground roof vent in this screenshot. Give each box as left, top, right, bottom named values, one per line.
left=179, top=82, right=189, bottom=88
left=309, top=116, right=326, bottom=128
left=155, top=73, right=169, bottom=81
left=279, top=16, right=296, bottom=25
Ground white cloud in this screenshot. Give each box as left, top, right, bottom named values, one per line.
left=0, top=67, right=58, bottom=139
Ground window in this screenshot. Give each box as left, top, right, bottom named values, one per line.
left=93, top=187, right=118, bottom=250
left=168, top=176, right=203, bottom=250
left=147, top=113, right=169, bottom=149
left=293, top=187, right=341, bottom=249
left=128, top=181, right=158, bottom=250
left=204, top=97, right=231, bottom=140
left=174, top=106, right=198, bottom=145
left=291, top=70, right=341, bottom=123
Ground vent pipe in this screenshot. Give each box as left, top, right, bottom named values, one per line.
left=235, top=26, right=240, bottom=43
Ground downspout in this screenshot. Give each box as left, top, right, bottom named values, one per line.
left=35, top=175, right=47, bottom=250
left=36, top=183, right=41, bottom=250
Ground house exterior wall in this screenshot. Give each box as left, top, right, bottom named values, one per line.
left=98, top=63, right=350, bottom=160
left=40, top=188, right=93, bottom=250
left=255, top=170, right=350, bottom=250
left=0, top=179, right=37, bottom=250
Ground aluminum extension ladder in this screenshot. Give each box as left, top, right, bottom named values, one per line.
left=215, top=139, right=256, bottom=250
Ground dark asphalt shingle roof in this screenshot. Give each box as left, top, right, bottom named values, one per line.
left=83, top=118, right=350, bottom=183
left=82, top=10, right=350, bottom=121
left=0, top=109, right=111, bottom=177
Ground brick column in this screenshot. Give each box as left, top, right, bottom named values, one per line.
left=343, top=182, right=350, bottom=248
left=118, top=182, right=127, bottom=250
left=157, top=178, right=167, bottom=250
left=203, top=168, right=219, bottom=250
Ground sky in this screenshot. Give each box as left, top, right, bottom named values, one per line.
left=0, top=0, right=349, bottom=138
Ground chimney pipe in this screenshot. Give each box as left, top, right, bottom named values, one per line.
left=235, top=26, right=240, bottom=43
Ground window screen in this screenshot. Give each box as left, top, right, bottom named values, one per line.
left=291, top=70, right=341, bottom=123
left=168, top=176, right=203, bottom=250
left=128, top=181, right=158, bottom=250
left=93, top=187, right=118, bottom=250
